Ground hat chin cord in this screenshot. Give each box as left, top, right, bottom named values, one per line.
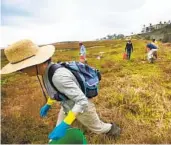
left=36, top=65, right=47, bottom=103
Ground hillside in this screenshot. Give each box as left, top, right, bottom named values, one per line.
left=1, top=40, right=171, bottom=144
left=137, top=24, right=171, bottom=42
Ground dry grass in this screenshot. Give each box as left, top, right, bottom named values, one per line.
left=1, top=40, right=171, bottom=144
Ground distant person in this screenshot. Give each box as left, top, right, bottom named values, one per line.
left=1, top=40, right=121, bottom=142
left=79, top=42, right=87, bottom=63
left=125, top=40, right=133, bottom=60
left=146, top=39, right=158, bottom=63
left=151, top=39, right=159, bottom=59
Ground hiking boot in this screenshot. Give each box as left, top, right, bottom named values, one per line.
left=107, top=123, right=121, bottom=138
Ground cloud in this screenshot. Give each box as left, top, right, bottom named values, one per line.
left=1, top=0, right=171, bottom=47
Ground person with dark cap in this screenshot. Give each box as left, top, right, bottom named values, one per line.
left=125, top=40, right=133, bottom=60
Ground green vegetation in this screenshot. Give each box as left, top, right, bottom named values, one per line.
left=1, top=40, right=171, bottom=144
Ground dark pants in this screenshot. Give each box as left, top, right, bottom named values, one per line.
left=127, top=50, right=132, bottom=60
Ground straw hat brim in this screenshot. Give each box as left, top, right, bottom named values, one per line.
left=1, top=45, right=55, bottom=74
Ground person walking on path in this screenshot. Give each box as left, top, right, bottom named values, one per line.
left=79, top=42, right=87, bottom=63
left=125, top=40, right=133, bottom=60
left=1, top=39, right=121, bottom=142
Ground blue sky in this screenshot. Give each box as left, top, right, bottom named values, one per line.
left=1, top=0, right=171, bottom=47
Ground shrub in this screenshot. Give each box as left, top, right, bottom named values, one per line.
left=162, top=34, right=170, bottom=43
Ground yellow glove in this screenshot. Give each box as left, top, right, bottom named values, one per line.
left=46, top=97, right=56, bottom=105
left=63, top=111, right=76, bottom=125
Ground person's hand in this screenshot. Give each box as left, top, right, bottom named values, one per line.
left=40, top=104, right=51, bottom=117
left=146, top=47, right=150, bottom=53
left=48, top=110, right=76, bottom=140
left=40, top=98, right=56, bottom=117
left=48, top=121, right=70, bottom=140
left=145, top=48, right=147, bottom=53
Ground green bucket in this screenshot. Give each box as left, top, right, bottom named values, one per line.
left=49, top=128, right=87, bottom=144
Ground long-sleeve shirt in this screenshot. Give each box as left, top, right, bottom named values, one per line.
left=43, top=63, right=88, bottom=114
left=125, top=42, right=133, bottom=52
left=80, top=45, right=86, bottom=56
left=146, top=43, right=158, bottom=50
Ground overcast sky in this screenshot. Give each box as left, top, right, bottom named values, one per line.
left=0, top=0, right=171, bottom=47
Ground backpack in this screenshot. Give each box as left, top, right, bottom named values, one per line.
left=48, top=61, right=101, bottom=101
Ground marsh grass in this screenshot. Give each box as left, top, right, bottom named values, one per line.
left=1, top=40, right=171, bottom=144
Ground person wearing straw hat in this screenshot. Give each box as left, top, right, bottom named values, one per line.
left=1, top=39, right=121, bottom=142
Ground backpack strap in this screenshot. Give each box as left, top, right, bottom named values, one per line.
left=48, top=64, right=68, bottom=101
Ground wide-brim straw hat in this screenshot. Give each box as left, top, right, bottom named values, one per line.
left=1, top=39, right=55, bottom=74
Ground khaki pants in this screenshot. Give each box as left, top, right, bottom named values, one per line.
left=147, top=49, right=157, bottom=61
left=56, top=101, right=112, bottom=134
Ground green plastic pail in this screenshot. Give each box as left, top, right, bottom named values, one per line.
left=49, top=128, right=87, bottom=144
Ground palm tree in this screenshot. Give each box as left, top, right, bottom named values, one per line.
left=149, top=23, right=153, bottom=31
left=146, top=27, right=149, bottom=32
left=142, top=24, right=146, bottom=33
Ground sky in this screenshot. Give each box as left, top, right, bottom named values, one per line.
left=0, top=0, right=171, bottom=47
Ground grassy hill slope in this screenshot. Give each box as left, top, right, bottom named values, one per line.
left=137, top=24, right=171, bottom=42
left=1, top=40, right=171, bottom=144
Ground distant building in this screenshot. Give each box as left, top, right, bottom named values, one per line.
left=153, top=23, right=168, bottom=29
left=141, top=21, right=170, bottom=33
